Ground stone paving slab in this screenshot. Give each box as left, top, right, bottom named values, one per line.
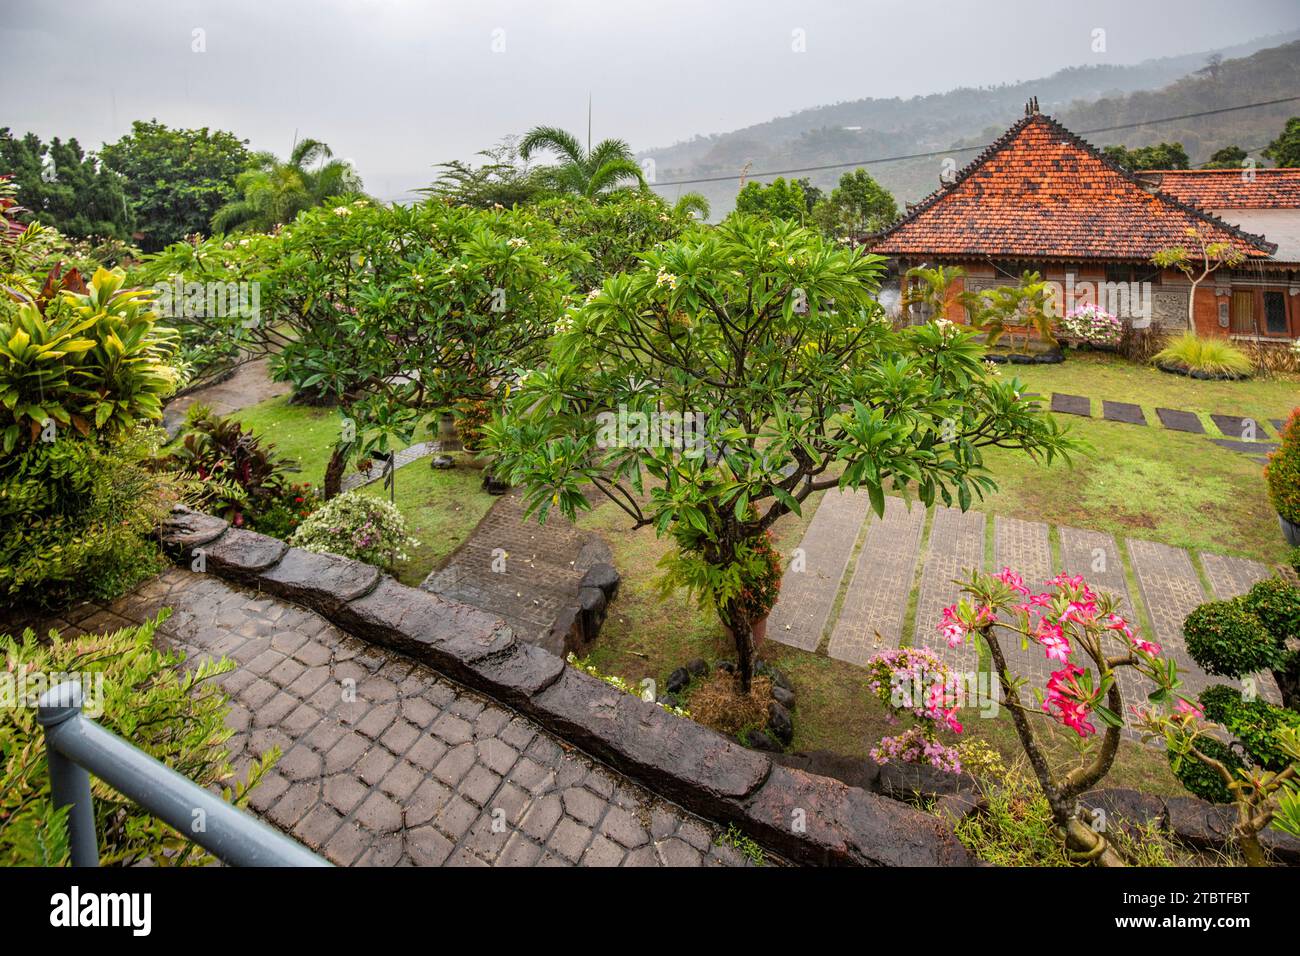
left=911, top=506, right=984, bottom=675
left=1127, top=539, right=1211, bottom=700
left=827, top=496, right=924, bottom=665
left=769, top=489, right=872, bottom=652
left=1210, top=414, right=1263, bottom=441
left=29, top=570, right=753, bottom=868
left=1102, top=400, right=1146, bottom=425
left=1210, top=438, right=1279, bottom=455
left=994, top=516, right=1057, bottom=690
left=1056, top=527, right=1134, bottom=615
left=1050, top=393, right=1091, bottom=417
left=1200, top=553, right=1283, bottom=705
left=1201, top=552, right=1272, bottom=600
left=1155, top=408, right=1204, bottom=433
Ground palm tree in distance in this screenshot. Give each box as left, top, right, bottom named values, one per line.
left=211, top=138, right=364, bottom=233
left=518, top=125, right=645, bottom=198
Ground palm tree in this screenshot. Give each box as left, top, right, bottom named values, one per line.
left=518, top=126, right=645, bottom=198
left=672, top=192, right=711, bottom=220
left=211, top=138, right=364, bottom=233
left=902, top=264, right=965, bottom=324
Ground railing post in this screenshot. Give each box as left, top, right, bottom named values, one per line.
left=37, top=681, right=100, bottom=867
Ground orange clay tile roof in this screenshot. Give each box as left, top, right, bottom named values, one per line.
left=871, top=113, right=1277, bottom=263
left=1135, top=168, right=1300, bottom=209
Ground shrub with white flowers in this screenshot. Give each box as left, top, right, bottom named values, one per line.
left=289, top=491, right=418, bottom=568
left=1059, top=303, right=1123, bottom=346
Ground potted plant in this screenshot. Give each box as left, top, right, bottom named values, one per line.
left=1266, top=409, right=1300, bottom=547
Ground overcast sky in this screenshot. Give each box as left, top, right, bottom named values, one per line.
left=3, top=0, right=1299, bottom=199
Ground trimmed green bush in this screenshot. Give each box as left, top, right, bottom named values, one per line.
left=1152, top=332, right=1252, bottom=379
left=1, top=612, right=277, bottom=865
left=1267, top=409, right=1300, bottom=525
left=1241, top=577, right=1300, bottom=643
left=1168, top=733, right=1243, bottom=804
left=1183, top=598, right=1277, bottom=677
left=1199, top=684, right=1300, bottom=771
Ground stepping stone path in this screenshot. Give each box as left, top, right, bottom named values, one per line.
left=768, top=489, right=872, bottom=651
left=826, top=496, right=924, bottom=665
left=910, top=507, right=985, bottom=675
left=421, top=488, right=609, bottom=657
left=1050, top=393, right=1091, bottom=416
left=1155, top=408, right=1203, bottom=433
left=769, top=493, right=1289, bottom=731
left=1210, top=414, right=1264, bottom=442
left=1211, top=438, right=1278, bottom=455
left=1102, top=400, right=1146, bottom=425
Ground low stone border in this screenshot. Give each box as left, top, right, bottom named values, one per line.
left=161, top=506, right=974, bottom=866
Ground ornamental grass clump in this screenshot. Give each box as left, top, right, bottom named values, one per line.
left=289, top=490, right=417, bottom=568
left=1153, top=332, right=1252, bottom=379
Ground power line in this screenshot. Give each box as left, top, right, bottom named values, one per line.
left=646, top=94, right=1300, bottom=187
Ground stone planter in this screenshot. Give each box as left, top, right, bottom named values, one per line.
left=1282, top=513, right=1300, bottom=548
left=436, top=412, right=462, bottom=451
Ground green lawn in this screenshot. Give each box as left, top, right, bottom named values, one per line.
left=228, top=397, right=493, bottom=585
left=360, top=464, right=493, bottom=586
left=975, top=352, right=1298, bottom=564
left=230, top=395, right=431, bottom=487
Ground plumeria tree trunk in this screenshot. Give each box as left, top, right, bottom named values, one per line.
left=323, top=442, right=350, bottom=500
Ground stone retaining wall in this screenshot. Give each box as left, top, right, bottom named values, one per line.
left=162, top=506, right=973, bottom=867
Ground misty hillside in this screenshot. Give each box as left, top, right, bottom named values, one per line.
left=643, top=31, right=1300, bottom=217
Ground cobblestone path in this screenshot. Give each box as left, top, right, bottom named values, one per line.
left=13, top=570, right=755, bottom=867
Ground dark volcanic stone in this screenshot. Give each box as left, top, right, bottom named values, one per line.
left=1077, top=788, right=1167, bottom=841
left=579, top=562, right=621, bottom=601
left=742, top=727, right=782, bottom=752
left=757, top=662, right=792, bottom=692
left=333, top=575, right=515, bottom=684
left=259, top=547, right=380, bottom=616
left=876, top=760, right=975, bottom=801
left=934, top=792, right=983, bottom=826
left=467, top=640, right=566, bottom=710
left=160, top=506, right=229, bottom=557
left=772, top=685, right=796, bottom=710
left=1155, top=407, right=1204, bottom=433
left=1050, top=393, right=1091, bottom=417
left=577, top=586, right=608, bottom=642
left=686, top=658, right=709, bottom=678
left=658, top=693, right=681, bottom=709
left=766, top=701, right=794, bottom=746
left=530, top=667, right=770, bottom=812
left=1166, top=796, right=1236, bottom=850
left=666, top=667, right=691, bottom=694
left=1260, top=826, right=1300, bottom=866
left=1211, top=438, right=1279, bottom=455
left=742, top=764, right=974, bottom=866
left=430, top=455, right=455, bottom=469
left=201, top=527, right=288, bottom=582
left=481, top=470, right=510, bottom=495
left=770, top=750, right=878, bottom=792
left=1102, top=400, right=1146, bottom=425
left=715, top=660, right=736, bottom=674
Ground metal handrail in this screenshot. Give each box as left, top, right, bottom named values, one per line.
left=37, top=681, right=330, bottom=867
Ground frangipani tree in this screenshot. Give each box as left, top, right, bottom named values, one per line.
left=1152, top=225, right=1246, bottom=334
left=486, top=216, right=1074, bottom=693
